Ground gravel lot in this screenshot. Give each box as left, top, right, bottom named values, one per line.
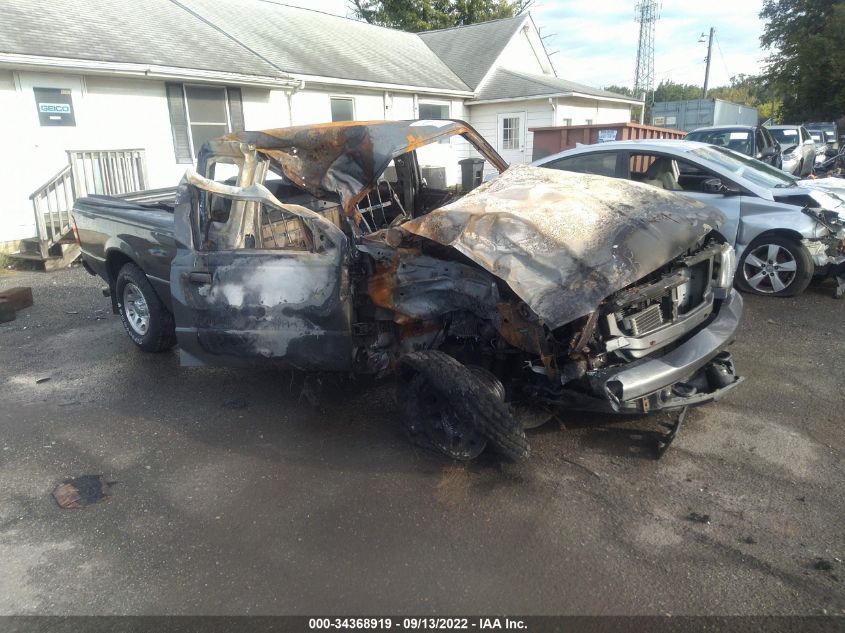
left=1, top=264, right=843, bottom=615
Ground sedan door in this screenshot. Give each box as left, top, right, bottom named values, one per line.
left=623, top=150, right=743, bottom=246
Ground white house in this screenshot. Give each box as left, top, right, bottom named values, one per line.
left=0, top=0, right=638, bottom=251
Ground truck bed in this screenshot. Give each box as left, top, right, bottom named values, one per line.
left=73, top=189, right=179, bottom=308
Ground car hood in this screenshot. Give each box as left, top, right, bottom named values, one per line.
left=795, top=179, right=845, bottom=216
left=400, top=164, right=725, bottom=329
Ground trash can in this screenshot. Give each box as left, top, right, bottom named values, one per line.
left=459, top=158, right=485, bottom=192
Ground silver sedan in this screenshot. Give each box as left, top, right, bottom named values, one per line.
left=533, top=139, right=845, bottom=297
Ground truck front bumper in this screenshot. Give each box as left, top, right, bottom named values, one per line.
left=587, top=291, right=744, bottom=413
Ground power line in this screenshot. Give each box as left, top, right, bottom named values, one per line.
left=713, top=32, right=732, bottom=83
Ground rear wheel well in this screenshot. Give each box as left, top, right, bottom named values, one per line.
left=106, top=251, right=134, bottom=285
left=105, top=251, right=136, bottom=313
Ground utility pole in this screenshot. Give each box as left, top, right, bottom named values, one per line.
left=702, top=27, right=714, bottom=99
left=633, top=1, right=660, bottom=124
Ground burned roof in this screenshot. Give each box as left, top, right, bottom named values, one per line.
left=203, top=120, right=506, bottom=215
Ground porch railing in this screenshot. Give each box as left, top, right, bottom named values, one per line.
left=29, top=149, right=148, bottom=258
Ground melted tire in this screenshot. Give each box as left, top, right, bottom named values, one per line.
left=398, top=351, right=530, bottom=462
left=115, top=262, right=177, bottom=352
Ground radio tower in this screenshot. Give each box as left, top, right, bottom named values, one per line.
left=633, top=1, right=659, bottom=124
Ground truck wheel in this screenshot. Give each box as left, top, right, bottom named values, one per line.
left=397, top=351, right=529, bottom=462
left=735, top=236, right=813, bottom=297
left=115, top=263, right=176, bottom=352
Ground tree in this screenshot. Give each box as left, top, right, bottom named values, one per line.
left=602, top=85, right=634, bottom=98
left=652, top=80, right=702, bottom=103
left=350, top=0, right=532, bottom=32
left=709, top=74, right=783, bottom=122
left=760, top=0, right=845, bottom=123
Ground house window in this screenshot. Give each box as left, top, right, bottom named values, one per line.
left=165, top=83, right=244, bottom=163
left=585, top=119, right=594, bottom=125
left=330, top=97, right=354, bottom=122
left=419, top=102, right=450, bottom=142
left=419, top=102, right=449, bottom=120
left=562, top=118, right=572, bottom=127
left=501, top=116, right=522, bottom=150
left=185, top=85, right=231, bottom=157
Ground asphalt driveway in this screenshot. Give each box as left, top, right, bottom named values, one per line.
left=0, top=265, right=843, bottom=615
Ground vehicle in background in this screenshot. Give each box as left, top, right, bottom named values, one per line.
left=765, top=124, right=816, bottom=176
left=533, top=139, right=845, bottom=298
left=807, top=129, right=829, bottom=165
left=71, top=121, right=746, bottom=462
left=803, top=122, right=840, bottom=151
left=813, top=145, right=845, bottom=179
left=685, top=125, right=782, bottom=169
left=651, top=98, right=758, bottom=133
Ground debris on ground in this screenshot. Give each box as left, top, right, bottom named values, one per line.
left=742, top=535, right=757, bottom=544
left=35, top=376, right=51, bottom=384
left=0, top=287, right=33, bottom=323
left=222, top=397, right=248, bottom=410
left=812, top=558, right=834, bottom=571
left=687, top=511, right=711, bottom=524
left=52, top=475, right=113, bottom=509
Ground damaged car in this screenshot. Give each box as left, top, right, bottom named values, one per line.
left=534, top=140, right=845, bottom=298
left=72, top=120, right=744, bottom=461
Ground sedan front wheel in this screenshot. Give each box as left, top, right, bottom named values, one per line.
left=735, top=236, right=813, bottom=297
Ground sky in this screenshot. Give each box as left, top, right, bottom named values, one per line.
left=273, top=0, right=768, bottom=91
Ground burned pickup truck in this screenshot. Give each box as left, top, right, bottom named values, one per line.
left=72, top=120, right=743, bottom=461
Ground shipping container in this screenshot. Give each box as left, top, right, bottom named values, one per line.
left=530, top=122, right=685, bottom=162
left=651, top=99, right=758, bottom=133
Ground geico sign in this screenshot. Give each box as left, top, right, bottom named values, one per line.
left=39, top=103, right=71, bottom=113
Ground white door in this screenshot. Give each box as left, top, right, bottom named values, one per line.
left=497, top=111, right=527, bottom=165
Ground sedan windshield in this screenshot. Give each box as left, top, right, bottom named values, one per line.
left=690, top=145, right=798, bottom=188
left=685, top=129, right=753, bottom=156
left=768, top=128, right=799, bottom=147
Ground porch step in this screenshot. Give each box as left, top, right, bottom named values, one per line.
left=7, top=243, right=80, bottom=272
left=19, top=237, right=42, bottom=256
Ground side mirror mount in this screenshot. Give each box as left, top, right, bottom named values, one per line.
left=702, top=177, right=740, bottom=196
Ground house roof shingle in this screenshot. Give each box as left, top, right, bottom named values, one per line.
left=418, top=15, right=527, bottom=89
left=471, top=68, right=638, bottom=103
left=178, top=0, right=471, bottom=91
left=0, top=0, right=287, bottom=79
left=0, top=2, right=632, bottom=103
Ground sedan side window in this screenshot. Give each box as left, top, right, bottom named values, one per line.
left=630, top=153, right=720, bottom=193
left=543, top=152, right=617, bottom=177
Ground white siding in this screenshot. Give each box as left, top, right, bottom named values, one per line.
left=241, top=86, right=290, bottom=130
left=467, top=99, right=555, bottom=173
left=493, top=25, right=553, bottom=78
left=553, top=97, right=630, bottom=126
left=0, top=72, right=287, bottom=242
left=290, top=87, right=386, bottom=124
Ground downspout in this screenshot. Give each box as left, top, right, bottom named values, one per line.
left=286, top=79, right=305, bottom=127
left=383, top=90, right=391, bottom=120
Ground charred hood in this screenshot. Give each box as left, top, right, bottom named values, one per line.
left=203, top=120, right=505, bottom=216
left=400, top=164, right=725, bottom=329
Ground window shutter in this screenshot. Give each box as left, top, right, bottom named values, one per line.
left=227, top=87, right=245, bottom=132
left=165, top=83, right=193, bottom=164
